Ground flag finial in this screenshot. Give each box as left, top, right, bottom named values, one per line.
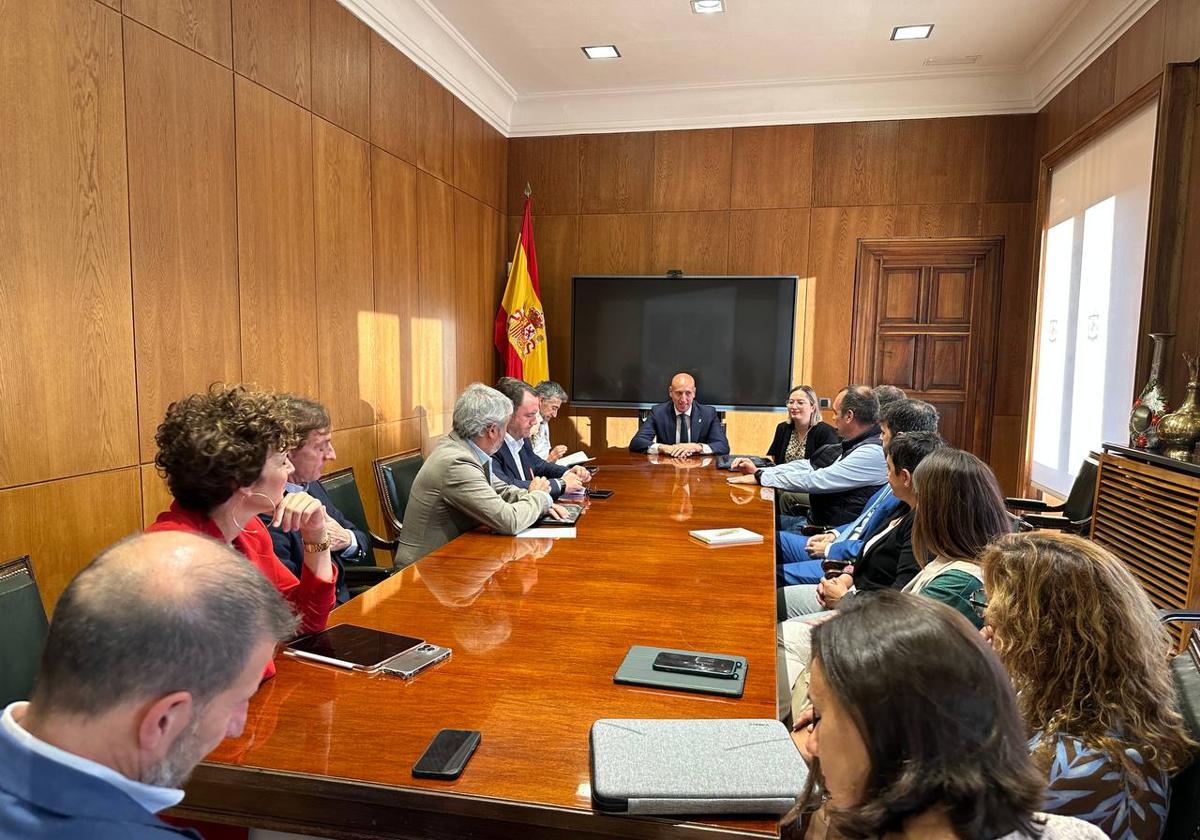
left=524, top=182, right=532, bottom=198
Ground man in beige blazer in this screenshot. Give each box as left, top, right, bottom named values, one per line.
left=393, top=383, right=568, bottom=567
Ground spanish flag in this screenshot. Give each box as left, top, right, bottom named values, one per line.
left=494, top=197, right=549, bottom=384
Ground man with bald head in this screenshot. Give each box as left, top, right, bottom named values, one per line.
left=629, top=372, right=730, bottom=457
left=0, top=531, right=297, bottom=838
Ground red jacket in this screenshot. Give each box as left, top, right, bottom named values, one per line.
left=147, top=503, right=337, bottom=679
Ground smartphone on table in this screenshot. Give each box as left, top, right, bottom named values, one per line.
left=651, top=652, right=740, bottom=679
left=412, top=729, right=481, bottom=780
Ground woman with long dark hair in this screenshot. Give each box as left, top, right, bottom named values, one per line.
left=795, top=590, right=1105, bottom=839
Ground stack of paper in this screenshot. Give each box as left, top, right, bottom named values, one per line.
left=557, top=451, right=592, bottom=467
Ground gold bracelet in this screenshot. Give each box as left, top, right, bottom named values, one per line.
left=303, top=536, right=331, bottom=553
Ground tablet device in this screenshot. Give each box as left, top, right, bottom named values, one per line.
left=284, top=624, right=423, bottom=671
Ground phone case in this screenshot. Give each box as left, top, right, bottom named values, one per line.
left=613, top=646, right=747, bottom=698
left=412, top=730, right=480, bottom=779
left=381, top=644, right=451, bottom=679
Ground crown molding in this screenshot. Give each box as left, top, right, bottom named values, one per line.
left=337, top=0, right=517, bottom=133
left=340, top=0, right=1160, bottom=138
left=1026, top=0, right=1158, bottom=108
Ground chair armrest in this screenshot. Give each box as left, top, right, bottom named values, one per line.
left=1020, top=513, right=1071, bottom=529
left=343, top=565, right=394, bottom=587
left=368, top=532, right=399, bottom=552
left=1005, top=497, right=1062, bottom=513
left=1159, top=609, right=1200, bottom=624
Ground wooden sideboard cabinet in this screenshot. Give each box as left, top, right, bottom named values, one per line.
left=1092, top=444, right=1200, bottom=650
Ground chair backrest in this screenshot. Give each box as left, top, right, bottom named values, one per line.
left=374, top=449, right=424, bottom=539
left=1063, top=456, right=1100, bottom=522
left=317, top=467, right=373, bottom=538
left=1164, top=632, right=1200, bottom=839
left=0, top=556, right=50, bottom=707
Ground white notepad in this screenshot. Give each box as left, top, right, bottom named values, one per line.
left=516, top=527, right=577, bottom=538
left=556, top=451, right=592, bottom=467
left=688, top=527, right=763, bottom=546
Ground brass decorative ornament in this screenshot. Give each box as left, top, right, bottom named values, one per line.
left=1158, top=353, right=1200, bottom=461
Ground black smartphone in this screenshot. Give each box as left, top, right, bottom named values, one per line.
left=412, top=729, right=481, bottom=779
left=651, top=652, right=740, bottom=679
left=587, top=488, right=614, bottom=498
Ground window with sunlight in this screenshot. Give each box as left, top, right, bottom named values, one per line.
left=1030, top=101, right=1158, bottom=496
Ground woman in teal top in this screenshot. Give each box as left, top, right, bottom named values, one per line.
left=902, top=447, right=1011, bottom=629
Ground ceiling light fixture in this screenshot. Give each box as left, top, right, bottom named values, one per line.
left=691, top=0, right=725, bottom=13
left=891, top=24, right=934, bottom=41
left=582, top=44, right=621, bottom=59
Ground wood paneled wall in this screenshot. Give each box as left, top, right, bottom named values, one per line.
left=509, top=117, right=1038, bottom=492
left=0, top=0, right=508, bottom=611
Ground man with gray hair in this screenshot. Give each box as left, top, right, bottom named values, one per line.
left=394, top=383, right=568, bottom=567
left=0, top=531, right=297, bottom=839
left=531, top=380, right=569, bottom=461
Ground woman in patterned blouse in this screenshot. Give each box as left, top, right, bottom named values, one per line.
left=765, top=385, right=839, bottom=466
left=981, top=532, right=1195, bottom=840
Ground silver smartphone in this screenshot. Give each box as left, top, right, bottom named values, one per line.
left=380, top=643, right=452, bottom=679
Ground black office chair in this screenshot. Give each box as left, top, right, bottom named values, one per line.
left=0, top=556, right=50, bottom=707
left=1005, top=456, right=1098, bottom=534
left=1158, top=610, right=1200, bottom=840
left=373, top=449, right=424, bottom=540
left=316, top=467, right=397, bottom=595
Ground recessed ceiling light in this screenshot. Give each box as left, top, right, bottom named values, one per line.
left=691, top=0, right=725, bottom=13
left=582, top=44, right=621, bottom=59
left=891, top=24, right=934, bottom=40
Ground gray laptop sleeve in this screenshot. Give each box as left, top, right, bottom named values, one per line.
left=589, top=718, right=807, bottom=816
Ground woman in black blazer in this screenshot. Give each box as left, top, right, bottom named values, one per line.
left=765, top=385, right=839, bottom=465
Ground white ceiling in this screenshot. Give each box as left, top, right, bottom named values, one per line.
left=340, top=0, right=1157, bottom=135
left=426, top=0, right=1068, bottom=94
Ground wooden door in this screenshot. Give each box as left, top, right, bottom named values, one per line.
left=851, top=238, right=1003, bottom=457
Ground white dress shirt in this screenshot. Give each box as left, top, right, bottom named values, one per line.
left=2, top=701, right=185, bottom=813
left=503, top=433, right=563, bottom=492
left=530, top=413, right=552, bottom=460
left=647, top=408, right=714, bottom=455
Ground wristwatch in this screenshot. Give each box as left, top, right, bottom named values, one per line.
left=753, top=468, right=764, bottom=484
left=303, top=536, right=331, bottom=553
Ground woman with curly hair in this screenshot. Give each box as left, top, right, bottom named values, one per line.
left=980, top=532, right=1195, bottom=839
left=147, top=384, right=337, bottom=679
left=793, top=590, right=1105, bottom=839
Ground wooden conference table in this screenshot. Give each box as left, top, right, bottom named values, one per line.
left=174, top=450, right=783, bottom=839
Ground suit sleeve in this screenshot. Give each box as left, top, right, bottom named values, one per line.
left=629, top=410, right=659, bottom=452
left=703, top=407, right=730, bottom=455
left=444, top=457, right=549, bottom=534
left=530, top=448, right=568, bottom=479
left=262, top=514, right=304, bottom=578
left=491, top=453, right=532, bottom=490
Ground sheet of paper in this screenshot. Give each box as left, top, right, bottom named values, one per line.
left=556, top=451, right=592, bottom=467
left=516, top=527, right=577, bottom=538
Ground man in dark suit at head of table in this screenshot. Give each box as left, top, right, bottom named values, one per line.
left=629, top=372, right=731, bottom=458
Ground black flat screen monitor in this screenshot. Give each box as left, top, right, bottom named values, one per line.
left=570, top=275, right=796, bottom=410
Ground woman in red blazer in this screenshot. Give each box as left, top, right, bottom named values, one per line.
left=146, top=384, right=337, bottom=680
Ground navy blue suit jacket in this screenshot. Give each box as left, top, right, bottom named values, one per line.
left=262, top=480, right=367, bottom=605
left=492, top=439, right=568, bottom=498
left=629, top=401, right=730, bottom=455
left=0, top=720, right=201, bottom=839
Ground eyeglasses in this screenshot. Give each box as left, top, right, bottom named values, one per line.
left=968, top=590, right=988, bottom=618
left=785, top=399, right=811, bottom=407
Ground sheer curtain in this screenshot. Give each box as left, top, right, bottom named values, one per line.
left=1030, top=101, right=1158, bottom=496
